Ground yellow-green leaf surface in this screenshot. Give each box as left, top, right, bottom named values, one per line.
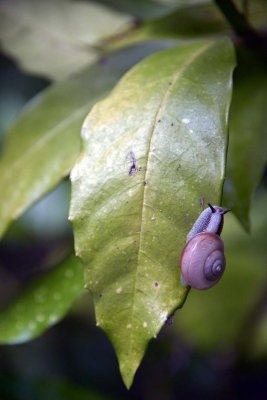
left=70, top=38, right=235, bottom=388
left=0, top=0, right=131, bottom=80
left=0, top=43, right=167, bottom=238
left=0, top=255, right=83, bottom=344
left=223, top=50, right=267, bottom=231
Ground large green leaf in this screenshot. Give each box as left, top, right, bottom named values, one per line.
left=0, top=43, right=171, bottom=238
left=70, top=38, right=235, bottom=388
left=0, top=255, right=83, bottom=344
left=223, top=50, right=267, bottom=231
left=0, top=0, right=131, bottom=80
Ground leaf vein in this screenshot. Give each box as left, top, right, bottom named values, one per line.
left=126, top=41, right=214, bottom=352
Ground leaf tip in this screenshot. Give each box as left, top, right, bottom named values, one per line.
left=119, top=360, right=138, bottom=390
left=238, top=214, right=251, bottom=233
left=115, top=332, right=156, bottom=389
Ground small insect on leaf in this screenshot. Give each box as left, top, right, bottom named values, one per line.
left=128, top=151, right=140, bottom=176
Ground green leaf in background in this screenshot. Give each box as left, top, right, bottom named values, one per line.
left=104, top=0, right=267, bottom=52
left=96, top=0, right=211, bottom=20
left=223, top=49, right=267, bottom=231
left=70, top=38, right=235, bottom=388
left=141, top=3, right=228, bottom=38
left=1, top=376, right=108, bottom=400
left=0, top=255, right=83, bottom=344
left=95, top=0, right=177, bottom=20
left=239, top=0, right=267, bottom=30
left=175, top=190, right=267, bottom=353
left=0, top=42, right=171, bottom=239
left=105, top=2, right=228, bottom=51
left=0, top=0, right=132, bottom=80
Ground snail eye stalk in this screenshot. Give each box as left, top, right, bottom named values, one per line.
left=208, top=203, right=216, bottom=213
left=223, top=209, right=231, bottom=215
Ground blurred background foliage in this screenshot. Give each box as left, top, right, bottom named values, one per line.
left=0, top=0, right=267, bottom=398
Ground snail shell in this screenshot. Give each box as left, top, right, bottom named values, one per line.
left=180, top=232, right=225, bottom=290
left=180, top=203, right=230, bottom=290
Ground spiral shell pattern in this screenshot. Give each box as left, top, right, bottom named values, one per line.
left=204, top=249, right=225, bottom=281
left=180, top=232, right=225, bottom=290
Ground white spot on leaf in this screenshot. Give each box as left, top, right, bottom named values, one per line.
left=160, top=311, right=168, bottom=323
left=28, top=322, right=37, bottom=330
left=81, top=125, right=89, bottom=140
left=48, top=315, right=58, bottom=324
left=182, top=118, right=190, bottom=124
left=127, top=189, right=134, bottom=197
left=36, top=313, right=45, bottom=323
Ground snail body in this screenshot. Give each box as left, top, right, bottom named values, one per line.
left=180, top=203, right=230, bottom=290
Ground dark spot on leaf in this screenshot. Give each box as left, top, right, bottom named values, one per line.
left=158, top=119, right=161, bottom=123
left=171, top=123, right=174, bottom=126
left=144, top=181, right=147, bottom=186
left=154, top=282, right=159, bottom=287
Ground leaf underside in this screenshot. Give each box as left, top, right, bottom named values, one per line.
left=0, top=0, right=131, bottom=80
left=223, top=49, right=267, bottom=231
left=70, top=38, right=235, bottom=388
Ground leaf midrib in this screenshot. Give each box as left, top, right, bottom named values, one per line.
left=126, top=41, right=214, bottom=354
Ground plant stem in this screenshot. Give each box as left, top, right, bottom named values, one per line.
left=214, top=0, right=266, bottom=56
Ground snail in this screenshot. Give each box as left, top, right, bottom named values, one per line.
left=180, top=203, right=230, bottom=290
